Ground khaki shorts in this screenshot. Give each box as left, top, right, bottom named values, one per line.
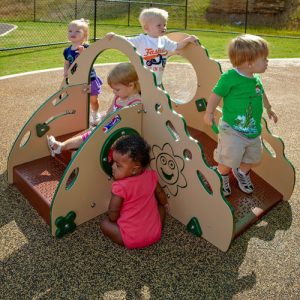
left=214, top=122, right=263, bottom=168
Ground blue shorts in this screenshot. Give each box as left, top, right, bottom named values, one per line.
left=90, top=76, right=103, bottom=96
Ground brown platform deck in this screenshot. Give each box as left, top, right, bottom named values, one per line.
left=187, top=126, right=283, bottom=238
left=13, top=156, right=67, bottom=225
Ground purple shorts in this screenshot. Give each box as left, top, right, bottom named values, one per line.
left=90, top=76, right=103, bottom=96
left=81, top=130, right=92, bottom=141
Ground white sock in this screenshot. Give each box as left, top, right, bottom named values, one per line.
left=238, top=168, right=247, bottom=175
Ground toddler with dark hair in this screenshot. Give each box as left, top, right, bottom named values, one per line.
left=100, top=135, right=169, bottom=249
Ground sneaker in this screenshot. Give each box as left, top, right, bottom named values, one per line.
left=47, top=135, right=62, bottom=157
left=232, top=168, right=254, bottom=194
left=220, top=173, right=231, bottom=196
left=89, top=111, right=102, bottom=126
left=212, top=166, right=231, bottom=196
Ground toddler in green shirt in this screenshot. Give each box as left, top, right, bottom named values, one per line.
left=204, top=34, right=278, bottom=196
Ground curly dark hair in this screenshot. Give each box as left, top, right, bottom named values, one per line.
left=114, top=135, right=150, bottom=168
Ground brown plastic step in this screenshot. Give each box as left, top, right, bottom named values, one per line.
left=187, top=126, right=283, bottom=238
left=13, top=156, right=67, bottom=225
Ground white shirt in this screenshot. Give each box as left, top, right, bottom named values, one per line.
left=127, top=34, right=178, bottom=85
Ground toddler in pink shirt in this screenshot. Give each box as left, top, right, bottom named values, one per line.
left=100, top=135, right=169, bottom=249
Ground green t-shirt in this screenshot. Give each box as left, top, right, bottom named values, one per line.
left=213, top=69, right=264, bottom=138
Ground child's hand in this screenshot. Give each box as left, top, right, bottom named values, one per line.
left=188, top=35, right=199, bottom=45
left=106, top=32, right=115, bottom=40
left=204, top=112, right=215, bottom=127
left=177, top=35, right=199, bottom=50
left=164, top=203, right=170, bottom=214
left=76, top=45, right=84, bottom=55
left=267, top=108, right=278, bottom=123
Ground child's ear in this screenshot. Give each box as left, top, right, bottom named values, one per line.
left=143, top=24, right=149, bottom=32
left=131, top=164, right=142, bottom=175
left=128, top=82, right=135, bottom=89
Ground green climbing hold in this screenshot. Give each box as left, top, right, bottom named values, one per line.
left=195, top=98, right=207, bottom=112
left=36, top=123, right=50, bottom=137
left=55, top=211, right=77, bottom=238
left=187, top=217, right=202, bottom=237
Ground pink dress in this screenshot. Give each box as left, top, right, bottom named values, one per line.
left=81, top=94, right=141, bottom=141
left=112, top=169, right=162, bottom=249
left=112, top=94, right=141, bottom=110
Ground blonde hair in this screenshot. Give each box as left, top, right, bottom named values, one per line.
left=139, top=8, right=168, bottom=28
left=107, top=62, right=141, bottom=93
left=68, top=18, right=89, bottom=43
left=228, top=34, right=269, bottom=67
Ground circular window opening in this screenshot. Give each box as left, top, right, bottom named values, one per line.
left=163, top=56, right=197, bottom=105
left=100, top=127, right=140, bottom=176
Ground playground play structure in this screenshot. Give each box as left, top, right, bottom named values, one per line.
left=7, top=33, right=295, bottom=252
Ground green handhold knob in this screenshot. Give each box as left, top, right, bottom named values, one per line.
left=187, top=217, right=202, bottom=237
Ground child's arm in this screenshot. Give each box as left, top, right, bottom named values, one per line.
left=64, top=60, right=69, bottom=78
left=76, top=45, right=84, bottom=55
left=106, top=32, right=116, bottom=40
left=105, top=99, right=116, bottom=116
left=155, top=183, right=169, bottom=212
left=107, top=193, right=123, bottom=222
left=176, top=35, right=198, bottom=50
left=263, top=93, right=278, bottom=123
left=203, top=93, right=222, bottom=126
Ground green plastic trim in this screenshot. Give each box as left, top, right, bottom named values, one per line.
left=187, top=217, right=202, bottom=237
left=211, top=122, right=219, bottom=134
left=100, top=127, right=140, bottom=176
left=216, top=61, right=223, bottom=74
left=204, top=48, right=210, bottom=58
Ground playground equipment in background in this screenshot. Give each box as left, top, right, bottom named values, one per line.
left=7, top=33, right=295, bottom=251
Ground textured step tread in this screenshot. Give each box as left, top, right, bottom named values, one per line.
left=13, top=156, right=68, bottom=224
left=14, top=156, right=67, bottom=204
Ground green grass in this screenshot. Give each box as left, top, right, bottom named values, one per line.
left=1, top=23, right=300, bottom=77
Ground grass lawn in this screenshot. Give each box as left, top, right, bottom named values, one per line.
left=1, top=23, right=300, bottom=77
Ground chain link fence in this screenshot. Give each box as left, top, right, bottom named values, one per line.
left=1, top=0, right=299, bottom=51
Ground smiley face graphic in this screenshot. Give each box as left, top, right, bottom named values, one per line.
left=151, top=143, right=187, bottom=196
left=157, top=153, right=179, bottom=184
